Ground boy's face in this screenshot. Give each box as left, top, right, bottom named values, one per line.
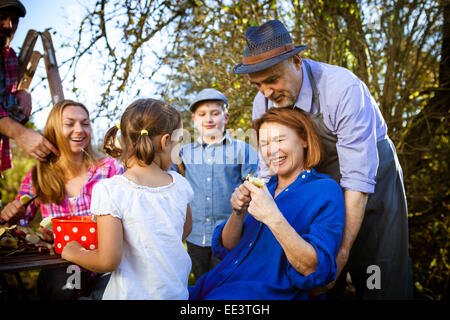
left=192, top=101, right=229, bottom=143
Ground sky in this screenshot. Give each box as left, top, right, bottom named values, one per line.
left=10, top=0, right=171, bottom=146
left=10, top=0, right=115, bottom=144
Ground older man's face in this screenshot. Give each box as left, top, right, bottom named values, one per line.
left=0, top=8, right=19, bottom=49
left=248, top=56, right=303, bottom=108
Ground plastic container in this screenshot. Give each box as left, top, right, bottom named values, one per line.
left=51, top=216, right=98, bottom=254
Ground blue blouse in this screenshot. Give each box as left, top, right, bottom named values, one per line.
left=188, top=168, right=345, bottom=300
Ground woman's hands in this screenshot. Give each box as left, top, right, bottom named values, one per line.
left=240, top=180, right=318, bottom=276
left=230, top=183, right=251, bottom=215
left=0, top=199, right=26, bottom=223
left=243, top=180, right=282, bottom=227
left=230, top=180, right=282, bottom=226
left=223, top=179, right=281, bottom=251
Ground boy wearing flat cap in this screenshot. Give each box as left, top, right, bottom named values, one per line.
left=233, top=20, right=412, bottom=300
left=173, top=88, right=258, bottom=282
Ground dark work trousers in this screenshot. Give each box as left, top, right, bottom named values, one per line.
left=300, top=60, right=413, bottom=299
left=186, top=241, right=221, bottom=282
left=37, top=265, right=110, bottom=300
left=325, top=139, right=413, bottom=300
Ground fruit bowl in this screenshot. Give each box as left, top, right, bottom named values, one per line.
left=51, top=216, right=97, bottom=254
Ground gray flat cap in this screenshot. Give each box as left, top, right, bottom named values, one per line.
left=189, top=88, right=229, bottom=112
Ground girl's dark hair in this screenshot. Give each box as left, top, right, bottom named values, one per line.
left=104, top=98, right=181, bottom=168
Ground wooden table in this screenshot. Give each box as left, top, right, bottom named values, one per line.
left=0, top=252, right=71, bottom=273
left=0, top=252, right=71, bottom=299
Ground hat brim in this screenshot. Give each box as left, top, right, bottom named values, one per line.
left=0, top=1, right=26, bottom=17
left=189, top=99, right=229, bottom=113
left=232, top=45, right=308, bottom=74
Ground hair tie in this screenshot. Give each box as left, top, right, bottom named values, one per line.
left=140, top=129, right=149, bottom=136
left=116, top=124, right=120, bottom=130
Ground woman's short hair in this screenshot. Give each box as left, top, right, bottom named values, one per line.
left=252, top=107, right=323, bottom=170
left=104, top=98, right=181, bottom=168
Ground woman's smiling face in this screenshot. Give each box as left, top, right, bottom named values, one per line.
left=61, top=106, right=91, bottom=154
left=258, top=121, right=307, bottom=182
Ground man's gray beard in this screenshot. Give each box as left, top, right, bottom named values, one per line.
left=273, top=100, right=295, bottom=109
left=270, top=94, right=296, bottom=109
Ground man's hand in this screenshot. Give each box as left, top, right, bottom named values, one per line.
left=15, top=89, right=32, bottom=118
left=14, top=126, right=60, bottom=161
left=0, top=116, right=60, bottom=161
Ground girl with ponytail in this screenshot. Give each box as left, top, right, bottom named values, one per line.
left=62, top=98, right=194, bottom=300
left=1, top=99, right=124, bottom=299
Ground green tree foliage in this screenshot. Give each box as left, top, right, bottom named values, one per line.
left=0, top=122, right=36, bottom=206
left=0, top=146, right=35, bottom=205
left=4, top=0, right=445, bottom=299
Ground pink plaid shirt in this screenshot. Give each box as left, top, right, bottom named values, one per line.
left=0, top=47, right=19, bottom=174
left=16, top=157, right=124, bottom=226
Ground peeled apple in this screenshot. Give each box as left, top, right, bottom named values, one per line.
left=19, top=195, right=32, bottom=204
left=40, top=217, right=53, bottom=230
left=246, top=174, right=265, bottom=188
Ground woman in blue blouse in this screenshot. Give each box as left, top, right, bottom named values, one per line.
left=188, top=107, right=345, bottom=300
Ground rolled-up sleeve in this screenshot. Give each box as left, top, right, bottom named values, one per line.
left=285, top=184, right=345, bottom=290
left=334, top=83, right=378, bottom=194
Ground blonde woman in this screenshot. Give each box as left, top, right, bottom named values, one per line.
left=1, top=99, right=124, bottom=299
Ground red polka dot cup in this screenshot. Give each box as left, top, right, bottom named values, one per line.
left=51, top=216, right=98, bottom=254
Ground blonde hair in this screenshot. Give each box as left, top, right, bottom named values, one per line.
left=103, top=98, right=181, bottom=169
left=32, top=100, right=100, bottom=204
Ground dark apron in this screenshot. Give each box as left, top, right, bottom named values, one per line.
left=266, top=61, right=413, bottom=299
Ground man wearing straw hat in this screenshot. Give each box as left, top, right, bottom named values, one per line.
left=232, top=19, right=412, bottom=300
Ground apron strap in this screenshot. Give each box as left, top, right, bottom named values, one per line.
left=303, top=60, right=321, bottom=114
